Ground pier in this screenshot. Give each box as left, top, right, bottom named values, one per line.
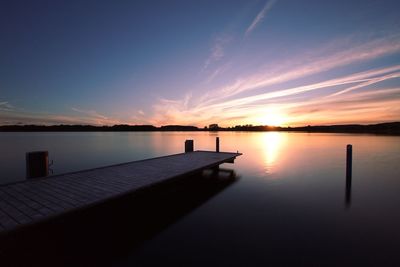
left=0, top=150, right=241, bottom=234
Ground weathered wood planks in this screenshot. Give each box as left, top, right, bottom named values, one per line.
left=0, top=151, right=240, bottom=234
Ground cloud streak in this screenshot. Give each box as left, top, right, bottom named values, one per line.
left=0, top=106, right=124, bottom=126
left=0, top=101, right=14, bottom=111
left=327, top=71, right=400, bottom=97
left=2, top=36, right=400, bottom=127
left=149, top=62, right=400, bottom=126
left=197, top=35, right=400, bottom=107
left=70, top=107, right=125, bottom=125
left=8, top=34, right=395, bottom=127
left=71, top=107, right=109, bottom=120
left=245, top=0, right=277, bottom=36
left=203, top=36, right=231, bottom=70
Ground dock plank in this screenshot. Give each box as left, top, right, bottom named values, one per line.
left=40, top=182, right=88, bottom=202
left=1, top=187, right=53, bottom=216
left=0, top=209, right=19, bottom=229
left=0, top=190, right=44, bottom=220
left=0, top=151, right=240, bottom=234
left=15, top=183, right=75, bottom=210
left=0, top=198, right=32, bottom=224
left=11, top=184, right=66, bottom=212
left=40, top=181, right=94, bottom=203
left=49, top=179, right=107, bottom=200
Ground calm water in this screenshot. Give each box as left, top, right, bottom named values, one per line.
left=1, top=132, right=400, bottom=266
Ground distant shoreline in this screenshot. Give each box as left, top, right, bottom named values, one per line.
left=0, top=122, right=399, bottom=135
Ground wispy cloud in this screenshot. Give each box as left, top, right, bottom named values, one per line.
left=198, top=35, right=400, bottom=106
left=284, top=88, right=400, bottom=125
left=0, top=112, right=87, bottom=125
left=0, top=101, right=14, bottom=111
left=149, top=62, right=400, bottom=126
left=148, top=35, right=400, bottom=126
left=203, top=36, right=231, bottom=70
left=327, top=71, right=400, bottom=97
left=128, top=109, right=149, bottom=124
left=245, top=0, right=277, bottom=36
left=71, top=107, right=124, bottom=125
left=3, top=35, right=400, bottom=127
left=150, top=93, right=195, bottom=126
left=71, top=107, right=108, bottom=120
left=0, top=106, right=126, bottom=126
left=200, top=66, right=400, bottom=110
left=205, top=62, right=232, bottom=83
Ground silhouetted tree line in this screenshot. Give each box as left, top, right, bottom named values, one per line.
left=0, top=122, right=399, bottom=134
left=288, top=122, right=400, bottom=134
left=160, top=125, right=199, bottom=131
left=0, top=124, right=158, bottom=132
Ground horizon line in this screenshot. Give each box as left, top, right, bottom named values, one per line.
left=1, top=121, right=399, bottom=129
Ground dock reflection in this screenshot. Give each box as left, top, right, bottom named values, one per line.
left=0, top=170, right=238, bottom=267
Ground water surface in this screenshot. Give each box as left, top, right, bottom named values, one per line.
left=1, top=132, right=399, bottom=266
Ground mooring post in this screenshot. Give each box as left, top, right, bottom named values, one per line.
left=26, top=151, right=49, bottom=178
left=185, top=140, right=194, bottom=153
left=346, top=144, right=352, bottom=180
left=345, top=144, right=353, bottom=207
left=216, top=137, right=220, bottom=153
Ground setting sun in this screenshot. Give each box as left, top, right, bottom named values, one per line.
left=256, top=112, right=288, bottom=126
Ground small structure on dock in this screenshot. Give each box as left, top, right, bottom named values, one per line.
left=26, top=151, right=49, bottom=179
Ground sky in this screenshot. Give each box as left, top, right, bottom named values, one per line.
left=1, top=0, right=400, bottom=127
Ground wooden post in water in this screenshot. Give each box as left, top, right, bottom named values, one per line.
left=185, top=140, right=194, bottom=153
left=216, top=137, right=220, bottom=153
left=345, top=144, right=353, bottom=207
left=26, top=151, right=49, bottom=178
left=346, top=144, right=352, bottom=180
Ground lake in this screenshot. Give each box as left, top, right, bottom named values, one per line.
left=1, top=131, right=400, bottom=266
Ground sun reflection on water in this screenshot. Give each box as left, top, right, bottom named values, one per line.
left=262, top=132, right=285, bottom=174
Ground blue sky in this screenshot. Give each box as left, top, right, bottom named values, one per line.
left=1, top=0, right=400, bottom=126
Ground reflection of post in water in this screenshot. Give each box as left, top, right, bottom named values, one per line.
left=345, top=172, right=352, bottom=207
left=345, top=144, right=352, bottom=207
left=1, top=169, right=239, bottom=266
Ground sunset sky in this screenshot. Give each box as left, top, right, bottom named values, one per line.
left=1, top=0, right=400, bottom=127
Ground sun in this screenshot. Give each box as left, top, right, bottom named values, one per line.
left=257, top=112, right=288, bottom=126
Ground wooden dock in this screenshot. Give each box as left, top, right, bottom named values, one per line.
left=0, top=151, right=241, bottom=234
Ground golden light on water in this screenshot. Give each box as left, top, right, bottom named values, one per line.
left=262, top=132, right=286, bottom=172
